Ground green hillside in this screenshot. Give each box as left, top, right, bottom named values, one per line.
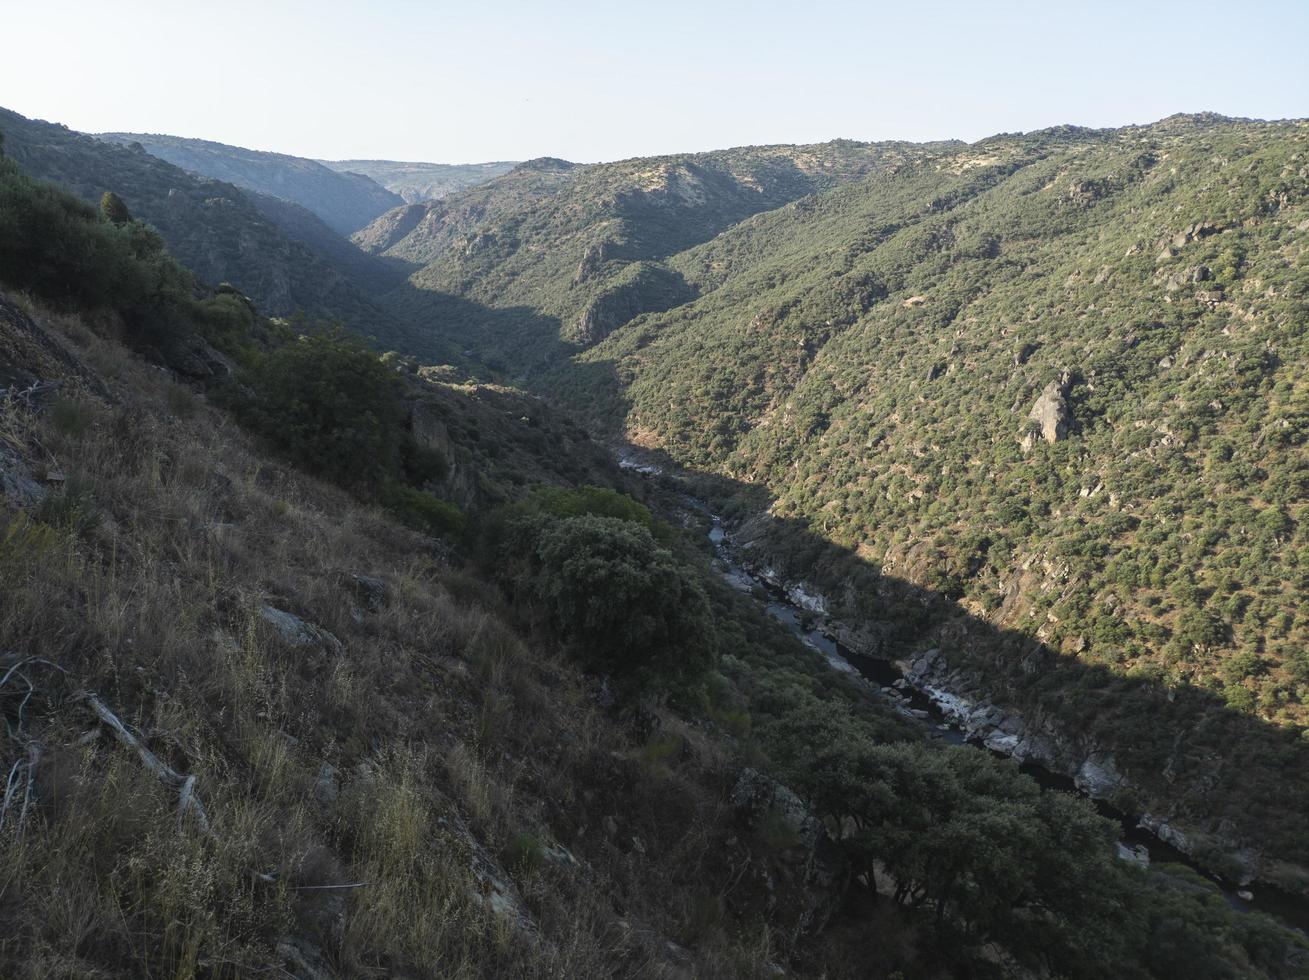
left=0, top=108, right=409, bottom=344
left=99, top=132, right=405, bottom=234
left=5, top=137, right=1308, bottom=978
left=363, top=140, right=959, bottom=361
left=379, top=114, right=1309, bottom=884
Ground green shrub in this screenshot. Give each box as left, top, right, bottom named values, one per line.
left=384, top=485, right=465, bottom=537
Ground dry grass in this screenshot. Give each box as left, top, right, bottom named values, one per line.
left=0, top=303, right=823, bottom=978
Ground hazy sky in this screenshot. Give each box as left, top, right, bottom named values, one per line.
left=3, top=0, right=1306, bottom=163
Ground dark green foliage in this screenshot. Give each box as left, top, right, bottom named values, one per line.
left=521, top=484, right=653, bottom=526
left=0, top=153, right=235, bottom=350
left=96, top=131, right=403, bottom=235
left=414, top=115, right=1309, bottom=865
left=99, top=190, right=131, bottom=224
left=533, top=514, right=715, bottom=687
left=1, top=107, right=407, bottom=344
left=384, top=484, right=465, bottom=537
left=494, top=506, right=715, bottom=690
left=236, top=333, right=407, bottom=487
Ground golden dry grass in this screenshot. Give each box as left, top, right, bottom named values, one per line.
left=0, top=302, right=797, bottom=979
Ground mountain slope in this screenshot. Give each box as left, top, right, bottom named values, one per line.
left=4, top=122, right=1308, bottom=979
left=1, top=107, right=407, bottom=342
left=364, top=140, right=960, bottom=359
left=560, top=114, right=1309, bottom=877
left=365, top=114, right=1309, bottom=886
left=98, top=132, right=404, bottom=234
left=319, top=158, right=519, bottom=203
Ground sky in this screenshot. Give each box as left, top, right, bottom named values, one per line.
left=2, top=0, right=1306, bottom=164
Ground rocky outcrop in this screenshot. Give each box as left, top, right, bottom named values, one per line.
left=260, top=604, right=344, bottom=656
left=1023, top=371, right=1073, bottom=448
left=731, top=768, right=848, bottom=940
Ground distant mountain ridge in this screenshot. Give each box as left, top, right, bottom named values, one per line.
left=97, top=131, right=404, bottom=234
left=1, top=108, right=406, bottom=342
left=318, top=158, right=519, bottom=203
left=361, top=140, right=958, bottom=356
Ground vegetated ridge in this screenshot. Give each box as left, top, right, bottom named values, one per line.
left=319, top=157, right=520, bottom=204
left=98, top=131, right=405, bottom=235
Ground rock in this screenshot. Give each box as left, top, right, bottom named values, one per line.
left=275, top=936, right=337, bottom=980
left=439, top=808, right=540, bottom=938
left=1138, top=813, right=1191, bottom=854
left=902, top=295, right=928, bottom=307
left=1012, top=342, right=1037, bottom=366
left=1026, top=372, right=1073, bottom=444
left=543, top=842, right=581, bottom=869
left=0, top=441, right=45, bottom=508
left=1172, top=221, right=1219, bottom=248
left=1116, top=842, right=1150, bottom=867
left=260, top=604, right=344, bottom=656
left=731, top=769, right=825, bottom=851
left=350, top=574, right=390, bottom=612
left=313, top=762, right=339, bottom=806
left=1074, top=753, right=1125, bottom=798
left=1237, top=889, right=1254, bottom=902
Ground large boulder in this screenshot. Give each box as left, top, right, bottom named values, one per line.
left=260, top=604, right=344, bottom=656
left=1024, top=371, right=1073, bottom=447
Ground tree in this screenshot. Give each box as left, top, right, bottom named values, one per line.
left=238, top=333, right=406, bottom=487
left=529, top=514, right=716, bottom=688
left=99, top=190, right=132, bottom=225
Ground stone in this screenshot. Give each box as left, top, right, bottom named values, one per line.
left=260, top=604, right=344, bottom=656
left=0, top=441, right=45, bottom=508
left=313, top=762, right=339, bottom=806
left=1026, top=373, right=1073, bottom=443
left=350, top=574, right=390, bottom=612
left=1074, top=753, right=1125, bottom=798
left=276, top=936, right=336, bottom=980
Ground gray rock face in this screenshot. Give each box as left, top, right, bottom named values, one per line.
left=350, top=574, right=390, bottom=613
left=260, top=604, right=344, bottom=656
left=1025, top=372, right=1073, bottom=446
left=732, top=768, right=826, bottom=851
left=0, top=442, right=45, bottom=508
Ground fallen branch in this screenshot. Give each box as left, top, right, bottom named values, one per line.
left=78, top=691, right=211, bottom=835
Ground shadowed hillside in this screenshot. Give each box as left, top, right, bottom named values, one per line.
left=98, top=132, right=405, bottom=234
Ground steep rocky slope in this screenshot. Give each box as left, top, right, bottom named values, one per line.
left=5, top=132, right=1309, bottom=979
left=361, top=141, right=957, bottom=359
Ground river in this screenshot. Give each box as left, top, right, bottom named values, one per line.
left=702, top=514, right=1309, bottom=933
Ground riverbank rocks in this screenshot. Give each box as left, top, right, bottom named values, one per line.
left=1075, top=753, right=1126, bottom=798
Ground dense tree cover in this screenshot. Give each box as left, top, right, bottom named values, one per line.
left=5, top=142, right=1308, bottom=975
left=0, top=152, right=253, bottom=352
left=389, top=115, right=1309, bottom=869
left=367, top=139, right=961, bottom=367
left=235, top=332, right=409, bottom=486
